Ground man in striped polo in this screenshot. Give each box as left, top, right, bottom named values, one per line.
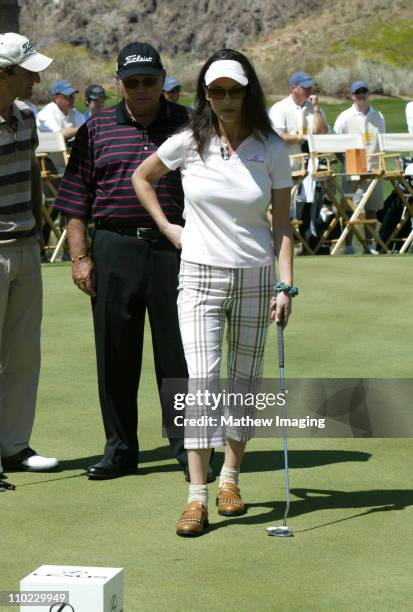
left=54, top=42, right=208, bottom=481
left=0, top=33, right=58, bottom=474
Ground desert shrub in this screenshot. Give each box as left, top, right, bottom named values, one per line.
left=162, top=54, right=203, bottom=91
left=314, top=65, right=351, bottom=96
left=316, top=59, right=413, bottom=97
left=32, top=43, right=115, bottom=104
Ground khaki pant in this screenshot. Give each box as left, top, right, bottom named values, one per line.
left=0, top=241, right=42, bottom=457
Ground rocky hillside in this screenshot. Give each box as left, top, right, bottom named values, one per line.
left=16, top=0, right=413, bottom=98
left=20, top=0, right=323, bottom=58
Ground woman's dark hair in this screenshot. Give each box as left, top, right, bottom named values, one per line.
left=190, top=48, right=274, bottom=157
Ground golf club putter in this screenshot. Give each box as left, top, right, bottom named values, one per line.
left=266, top=319, right=293, bottom=537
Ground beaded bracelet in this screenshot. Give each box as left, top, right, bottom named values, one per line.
left=275, top=281, right=299, bottom=297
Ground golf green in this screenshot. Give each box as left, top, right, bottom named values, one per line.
left=1, top=257, right=412, bottom=611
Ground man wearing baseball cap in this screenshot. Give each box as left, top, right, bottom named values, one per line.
left=269, top=71, right=329, bottom=159
left=269, top=71, right=329, bottom=251
left=163, top=76, right=181, bottom=103
left=0, top=33, right=58, bottom=474
left=83, top=84, right=107, bottom=122
left=37, top=78, right=84, bottom=140
left=54, top=42, right=207, bottom=482
left=333, top=80, right=385, bottom=254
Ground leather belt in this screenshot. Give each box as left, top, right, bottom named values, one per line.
left=95, top=222, right=162, bottom=241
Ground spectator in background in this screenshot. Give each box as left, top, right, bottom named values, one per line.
left=37, top=79, right=83, bottom=259
left=36, top=79, right=83, bottom=141
left=405, top=100, right=413, bottom=134
left=0, top=32, right=58, bottom=474
left=163, top=76, right=181, bottom=103
left=333, top=80, right=385, bottom=255
left=269, top=71, right=329, bottom=251
left=268, top=71, right=329, bottom=160
left=83, top=84, right=107, bottom=122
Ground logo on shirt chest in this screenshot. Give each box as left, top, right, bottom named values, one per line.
left=245, top=154, right=265, bottom=164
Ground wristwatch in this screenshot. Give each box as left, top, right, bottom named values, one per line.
left=71, top=254, right=89, bottom=263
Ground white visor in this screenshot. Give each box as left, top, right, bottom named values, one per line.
left=205, top=60, right=248, bottom=87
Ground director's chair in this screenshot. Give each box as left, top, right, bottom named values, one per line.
left=307, top=134, right=387, bottom=255
left=289, top=152, right=315, bottom=254
left=36, top=131, right=69, bottom=262
left=377, top=133, right=413, bottom=254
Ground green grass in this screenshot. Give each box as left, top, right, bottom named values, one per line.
left=1, top=260, right=412, bottom=611
left=332, top=19, right=413, bottom=67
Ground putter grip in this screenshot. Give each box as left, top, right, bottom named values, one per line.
left=277, top=322, right=285, bottom=368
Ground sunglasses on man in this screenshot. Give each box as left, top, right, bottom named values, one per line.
left=354, top=88, right=368, bottom=94
left=120, top=76, right=160, bottom=89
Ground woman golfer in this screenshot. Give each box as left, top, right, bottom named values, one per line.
left=132, top=49, right=296, bottom=537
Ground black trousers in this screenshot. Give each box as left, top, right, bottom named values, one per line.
left=91, top=228, right=188, bottom=467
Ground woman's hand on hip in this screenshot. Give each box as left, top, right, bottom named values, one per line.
left=161, top=223, right=183, bottom=249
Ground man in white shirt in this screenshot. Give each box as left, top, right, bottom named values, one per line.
left=269, top=72, right=329, bottom=250
left=36, top=79, right=84, bottom=140
left=268, top=71, right=329, bottom=159
left=334, top=80, right=385, bottom=254
left=405, top=101, right=413, bottom=134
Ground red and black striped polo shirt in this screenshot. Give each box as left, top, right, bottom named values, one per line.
left=54, top=98, right=189, bottom=226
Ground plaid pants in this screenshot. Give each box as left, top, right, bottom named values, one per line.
left=177, top=261, right=274, bottom=448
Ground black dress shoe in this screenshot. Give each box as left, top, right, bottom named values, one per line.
left=184, top=464, right=215, bottom=483
left=87, top=459, right=138, bottom=480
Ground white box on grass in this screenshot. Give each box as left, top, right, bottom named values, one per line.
left=20, top=565, right=123, bottom=612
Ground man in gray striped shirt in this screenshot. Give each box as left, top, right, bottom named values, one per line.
left=0, top=33, right=58, bottom=474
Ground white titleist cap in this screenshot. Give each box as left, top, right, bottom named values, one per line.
left=204, top=60, right=248, bottom=87
left=0, top=33, right=53, bottom=72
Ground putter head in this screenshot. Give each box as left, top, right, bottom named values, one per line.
left=266, top=525, right=293, bottom=537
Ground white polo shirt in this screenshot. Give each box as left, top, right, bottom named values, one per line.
left=333, top=104, right=385, bottom=170
left=157, top=130, right=292, bottom=268
left=268, top=95, right=328, bottom=156
left=405, top=101, right=413, bottom=134
left=36, top=101, right=84, bottom=133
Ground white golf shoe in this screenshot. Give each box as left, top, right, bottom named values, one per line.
left=2, top=448, right=58, bottom=472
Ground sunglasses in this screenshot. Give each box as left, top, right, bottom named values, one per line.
left=121, top=76, right=159, bottom=89
left=207, top=86, right=247, bottom=100
left=354, top=88, right=368, bottom=94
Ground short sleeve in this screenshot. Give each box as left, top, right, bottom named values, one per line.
left=333, top=113, right=345, bottom=134
left=157, top=130, right=191, bottom=170
left=266, top=135, right=293, bottom=189
left=268, top=103, right=286, bottom=134
left=36, top=109, right=61, bottom=133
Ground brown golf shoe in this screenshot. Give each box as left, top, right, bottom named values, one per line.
left=176, top=501, right=209, bottom=537
left=216, top=482, right=246, bottom=516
